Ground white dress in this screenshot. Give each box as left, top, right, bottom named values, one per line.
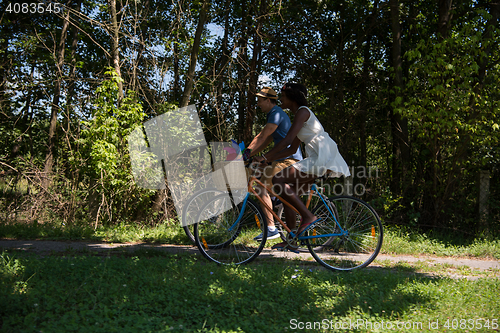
left=291, top=107, right=351, bottom=178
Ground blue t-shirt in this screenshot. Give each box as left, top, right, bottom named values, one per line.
left=266, top=105, right=303, bottom=161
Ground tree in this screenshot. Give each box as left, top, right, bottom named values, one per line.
left=1, top=0, right=498, bottom=233
left=79, top=70, right=148, bottom=225
left=389, top=0, right=409, bottom=195
left=399, top=1, right=500, bottom=227
left=107, top=0, right=124, bottom=101
left=180, top=0, right=209, bottom=107
left=43, top=2, right=72, bottom=189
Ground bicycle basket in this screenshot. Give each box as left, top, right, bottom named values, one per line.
left=212, top=161, right=248, bottom=191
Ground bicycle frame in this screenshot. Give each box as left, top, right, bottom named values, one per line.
left=227, top=171, right=348, bottom=240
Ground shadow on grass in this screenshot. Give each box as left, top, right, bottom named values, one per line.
left=0, top=247, right=441, bottom=332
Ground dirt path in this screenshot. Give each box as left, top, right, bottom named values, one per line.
left=1, top=239, right=499, bottom=280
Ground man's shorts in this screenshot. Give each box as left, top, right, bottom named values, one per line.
left=259, top=158, right=298, bottom=189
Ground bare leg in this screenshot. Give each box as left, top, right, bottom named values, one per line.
left=256, top=183, right=274, bottom=227
left=273, top=167, right=317, bottom=230
left=282, top=183, right=302, bottom=230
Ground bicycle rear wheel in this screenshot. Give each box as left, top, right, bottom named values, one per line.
left=306, top=196, right=383, bottom=271
left=194, top=195, right=267, bottom=265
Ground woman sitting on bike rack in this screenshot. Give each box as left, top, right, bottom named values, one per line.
left=253, top=83, right=351, bottom=245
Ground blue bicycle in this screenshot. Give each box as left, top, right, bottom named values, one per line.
left=193, top=163, right=383, bottom=271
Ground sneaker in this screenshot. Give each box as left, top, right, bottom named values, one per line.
left=254, top=227, right=280, bottom=241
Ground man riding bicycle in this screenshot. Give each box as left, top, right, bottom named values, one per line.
left=243, top=86, right=303, bottom=241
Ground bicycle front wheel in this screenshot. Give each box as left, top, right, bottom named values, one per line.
left=194, top=195, right=267, bottom=265
left=182, top=188, right=226, bottom=243
left=306, top=196, right=383, bottom=271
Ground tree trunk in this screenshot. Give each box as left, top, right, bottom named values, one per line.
left=0, top=29, right=8, bottom=113
left=243, top=0, right=265, bottom=145
left=437, top=0, right=453, bottom=39
left=173, top=37, right=180, bottom=103
left=64, top=0, right=81, bottom=185
left=237, top=44, right=248, bottom=143
left=152, top=1, right=209, bottom=216
left=43, top=5, right=71, bottom=189
left=108, top=0, right=124, bottom=101
left=389, top=0, right=410, bottom=195
left=214, top=0, right=231, bottom=138
left=359, top=37, right=371, bottom=173
left=358, top=1, right=379, bottom=174
left=205, top=0, right=232, bottom=141
left=180, top=0, right=209, bottom=108
left=329, top=5, right=345, bottom=155
left=66, top=1, right=81, bottom=110
left=236, top=21, right=248, bottom=142
left=128, top=0, right=150, bottom=94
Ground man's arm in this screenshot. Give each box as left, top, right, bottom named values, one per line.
left=246, top=123, right=278, bottom=156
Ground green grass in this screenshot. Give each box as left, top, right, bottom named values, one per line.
left=1, top=250, right=499, bottom=333
left=0, top=219, right=193, bottom=245
left=382, top=226, right=500, bottom=259
left=375, top=258, right=500, bottom=280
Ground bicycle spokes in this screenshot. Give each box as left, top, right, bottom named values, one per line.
left=308, top=196, right=383, bottom=271
left=194, top=195, right=267, bottom=265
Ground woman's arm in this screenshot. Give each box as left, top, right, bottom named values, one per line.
left=264, top=137, right=302, bottom=161
left=263, top=108, right=310, bottom=161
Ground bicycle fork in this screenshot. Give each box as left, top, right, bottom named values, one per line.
left=227, top=193, right=251, bottom=232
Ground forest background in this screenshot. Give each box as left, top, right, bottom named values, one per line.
left=0, top=0, right=499, bottom=238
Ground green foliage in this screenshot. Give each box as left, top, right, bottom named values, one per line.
left=401, top=35, right=498, bottom=142
left=78, top=69, right=154, bottom=225
left=1, top=0, right=499, bottom=235
left=387, top=5, right=500, bottom=227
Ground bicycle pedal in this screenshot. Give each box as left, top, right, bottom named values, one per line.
left=283, top=244, right=300, bottom=253
left=272, top=243, right=300, bottom=254
left=275, top=247, right=299, bottom=254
